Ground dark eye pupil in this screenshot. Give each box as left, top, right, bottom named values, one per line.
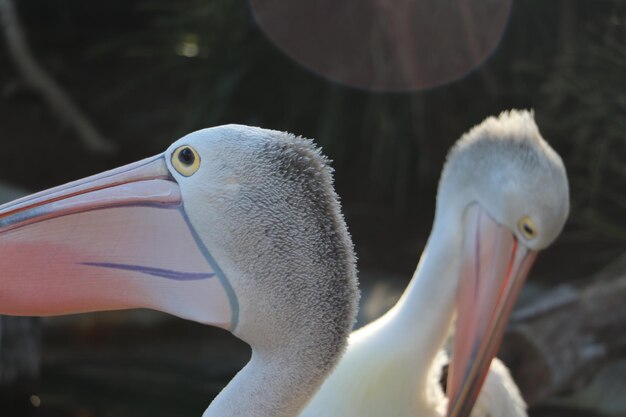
left=178, top=148, right=195, bottom=165
left=523, top=224, right=533, bottom=234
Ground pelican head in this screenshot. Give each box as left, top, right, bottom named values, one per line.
left=435, top=110, right=569, bottom=417
left=0, top=125, right=359, bottom=417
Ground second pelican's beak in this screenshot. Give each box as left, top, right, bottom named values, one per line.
left=0, top=155, right=234, bottom=329
left=446, top=204, right=536, bottom=417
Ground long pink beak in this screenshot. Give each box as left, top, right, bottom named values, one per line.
left=446, top=205, right=537, bottom=417
left=0, top=155, right=235, bottom=329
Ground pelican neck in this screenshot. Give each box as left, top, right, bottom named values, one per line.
left=389, top=220, right=462, bottom=387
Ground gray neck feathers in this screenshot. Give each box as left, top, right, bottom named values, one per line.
left=201, top=129, right=359, bottom=416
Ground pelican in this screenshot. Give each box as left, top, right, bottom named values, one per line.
left=300, top=110, right=569, bottom=417
left=0, top=125, right=359, bottom=417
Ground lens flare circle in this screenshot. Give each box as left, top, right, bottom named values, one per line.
left=250, top=0, right=512, bottom=91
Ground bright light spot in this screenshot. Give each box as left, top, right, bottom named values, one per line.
left=30, top=395, right=41, bottom=407
left=176, top=34, right=200, bottom=58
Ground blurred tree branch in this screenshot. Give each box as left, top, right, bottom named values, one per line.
left=502, top=253, right=626, bottom=405
left=0, top=0, right=116, bottom=154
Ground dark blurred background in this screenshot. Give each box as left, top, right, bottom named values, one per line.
left=0, top=0, right=625, bottom=416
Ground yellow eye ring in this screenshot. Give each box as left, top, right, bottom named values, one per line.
left=172, top=146, right=200, bottom=176
left=517, top=216, right=538, bottom=240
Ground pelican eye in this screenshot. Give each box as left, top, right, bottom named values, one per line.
left=172, top=146, right=200, bottom=176
left=517, top=216, right=537, bottom=240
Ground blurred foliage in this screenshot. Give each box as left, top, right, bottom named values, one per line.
left=533, top=1, right=626, bottom=242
